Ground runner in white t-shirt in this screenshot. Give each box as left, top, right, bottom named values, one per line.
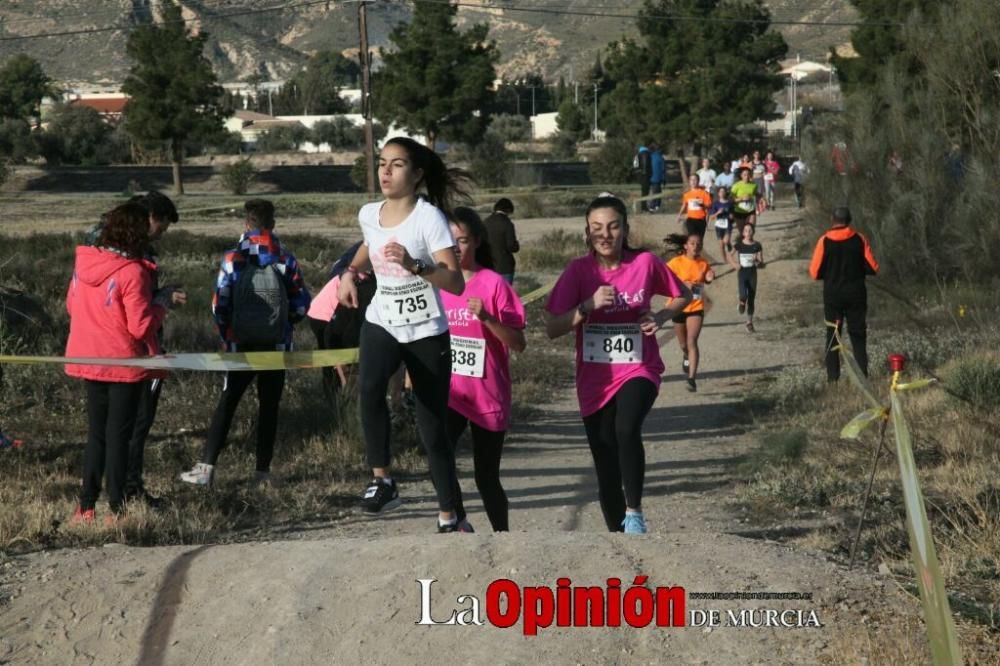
left=337, top=137, right=471, bottom=533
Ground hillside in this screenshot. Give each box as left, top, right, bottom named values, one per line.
left=0, top=0, right=856, bottom=85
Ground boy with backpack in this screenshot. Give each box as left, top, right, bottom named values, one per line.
left=180, top=199, right=310, bottom=487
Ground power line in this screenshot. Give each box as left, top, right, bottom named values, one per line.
left=414, top=0, right=900, bottom=28
left=0, top=0, right=334, bottom=43
left=0, top=0, right=896, bottom=45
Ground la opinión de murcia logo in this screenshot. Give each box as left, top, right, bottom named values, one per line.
left=416, top=578, right=823, bottom=635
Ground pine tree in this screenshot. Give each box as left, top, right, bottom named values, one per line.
left=0, top=55, right=53, bottom=121
left=374, top=1, right=498, bottom=148
left=601, top=0, right=786, bottom=157
left=831, top=0, right=950, bottom=94
left=122, top=1, right=224, bottom=194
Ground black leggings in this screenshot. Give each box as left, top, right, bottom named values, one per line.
left=738, top=268, right=757, bottom=317
left=125, top=377, right=163, bottom=496
left=447, top=409, right=508, bottom=531
left=582, top=378, right=658, bottom=532
left=202, top=369, right=286, bottom=472
left=82, top=380, right=143, bottom=513
left=359, top=321, right=459, bottom=513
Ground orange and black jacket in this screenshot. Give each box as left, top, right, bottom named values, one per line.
left=808, top=226, right=879, bottom=296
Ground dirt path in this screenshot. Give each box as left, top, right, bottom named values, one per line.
left=0, top=206, right=920, bottom=665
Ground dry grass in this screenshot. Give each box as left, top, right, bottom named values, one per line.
left=737, top=283, right=1000, bottom=649
left=0, top=196, right=574, bottom=554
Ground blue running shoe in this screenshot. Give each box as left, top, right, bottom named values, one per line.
left=622, top=512, right=647, bottom=534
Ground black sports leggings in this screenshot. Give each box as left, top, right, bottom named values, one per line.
left=582, top=377, right=658, bottom=532
left=82, top=380, right=143, bottom=513
left=359, top=321, right=459, bottom=513
left=202, top=369, right=286, bottom=472
left=447, top=409, right=508, bottom=531
left=738, top=268, right=757, bottom=317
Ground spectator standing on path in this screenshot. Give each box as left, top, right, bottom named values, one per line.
left=789, top=157, right=808, bottom=208
left=180, top=199, right=311, bottom=488
left=482, top=198, right=520, bottom=285
left=648, top=143, right=666, bottom=212
left=696, top=158, right=717, bottom=194
left=808, top=207, right=879, bottom=382
left=66, top=202, right=184, bottom=524
left=635, top=143, right=653, bottom=212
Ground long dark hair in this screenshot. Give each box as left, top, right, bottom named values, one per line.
left=451, top=206, right=494, bottom=270
left=584, top=195, right=641, bottom=253
left=664, top=232, right=702, bottom=257
left=383, top=137, right=470, bottom=216
left=97, top=202, right=150, bottom=258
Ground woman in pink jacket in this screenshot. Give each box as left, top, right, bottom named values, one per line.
left=65, top=202, right=182, bottom=523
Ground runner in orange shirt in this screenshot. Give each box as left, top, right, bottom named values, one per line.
left=676, top=175, right=713, bottom=238
left=665, top=233, right=715, bottom=392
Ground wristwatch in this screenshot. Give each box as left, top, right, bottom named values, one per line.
left=577, top=302, right=590, bottom=317
left=411, top=258, right=429, bottom=276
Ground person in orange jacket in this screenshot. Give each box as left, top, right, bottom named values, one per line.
left=65, top=202, right=184, bottom=523
left=808, top=207, right=879, bottom=381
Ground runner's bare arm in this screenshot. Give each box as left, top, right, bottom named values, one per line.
left=337, top=243, right=372, bottom=309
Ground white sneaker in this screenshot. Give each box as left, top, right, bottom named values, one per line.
left=180, top=462, right=214, bottom=486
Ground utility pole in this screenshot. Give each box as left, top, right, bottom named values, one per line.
left=592, top=83, right=598, bottom=138
left=574, top=81, right=579, bottom=105
left=355, top=0, right=376, bottom=193
left=530, top=85, right=536, bottom=117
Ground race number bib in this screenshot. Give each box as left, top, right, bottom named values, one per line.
left=451, top=335, right=486, bottom=378
left=691, top=283, right=704, bottom=302
left=582, top=323, right=643, bottom=364
left=375, top=278, right=441, bottom=326
left=736, top=201, right=755, bottom=214
left=689, top=198, right=703, bottom=211
left=763, top=172, right=775, bottom=182
left=739, top=253, right=756, bottom=268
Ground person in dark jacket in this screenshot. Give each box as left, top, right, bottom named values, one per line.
left=180, top=199, right=311, bottom=488
left=808, top=207, right=879, bottom=381
left=636, top=144, right=652, bottom=212
left=482, top=198, right=519, bottom=284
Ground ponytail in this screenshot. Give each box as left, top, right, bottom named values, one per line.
left=384, top=137, right=471, bottom=216
left=663, top=233, right=689, bottom=256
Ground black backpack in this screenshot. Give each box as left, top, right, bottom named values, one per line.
left=231, top=262, right=289, bottom=346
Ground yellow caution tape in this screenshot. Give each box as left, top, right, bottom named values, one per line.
left=519, top=280, right=557, bottom=306
left=840, top=406, right=888, bottom=440
left=0, top=349, right=359, bottom=372
left=0, top=282, right=557, bottom=373
left=831, top=326, right=963, bottom=665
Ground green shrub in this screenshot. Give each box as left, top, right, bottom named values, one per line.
left=550, top=132, right=578, bottom=160
left=255, top=124, right=309, bottom=152
left=519, top=229, right=584, bottom=271
left=470, top=133, right=512, bottom=188
left=220, top=158, right=258, bottom=195
left=487, top=114, right=531, bottom=143
left=589, top=138, right=635, bottom=185
left=310, top=118, right=362, bottom=149
left=946, top=357, right=1000, bottom=409
left=350, top=154, right=375, bottom=190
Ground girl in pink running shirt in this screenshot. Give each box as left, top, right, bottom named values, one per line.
left=544, top=195, right=691, bottom=534
left=441, top=207, right=526, bottom=531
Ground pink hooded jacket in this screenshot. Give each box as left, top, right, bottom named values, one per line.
left=64, top=246, right=168, bottom=382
